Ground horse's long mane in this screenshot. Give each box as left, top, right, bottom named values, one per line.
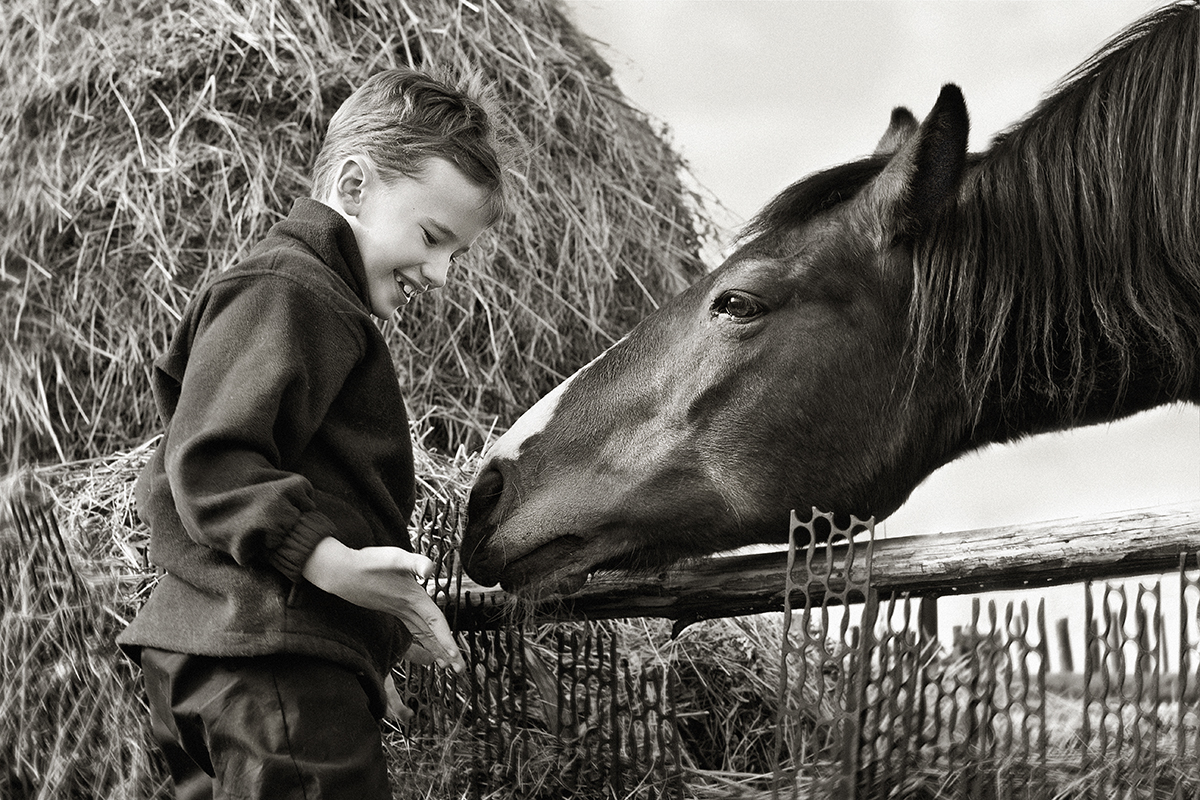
left=913, top=2, right=1200, bottom=425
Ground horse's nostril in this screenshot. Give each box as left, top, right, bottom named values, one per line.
left=463, top=465, right=507, bottom=585
left=467, top=465, right=506, bottom=527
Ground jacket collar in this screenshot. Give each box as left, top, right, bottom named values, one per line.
left=274, top=198, right=370, bottom=309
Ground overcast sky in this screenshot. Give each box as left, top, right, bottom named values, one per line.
left=560, top=0, right=1198, bottom=647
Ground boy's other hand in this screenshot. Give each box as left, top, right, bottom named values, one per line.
left=302, top=537, right=467, bottom=674
left=383, top=673, right=415, bottom=725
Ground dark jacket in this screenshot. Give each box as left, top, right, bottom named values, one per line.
left=118, top=199, right=414, bottom=714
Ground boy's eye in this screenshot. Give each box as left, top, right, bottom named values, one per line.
left=422, top=229, right=438, bottom=247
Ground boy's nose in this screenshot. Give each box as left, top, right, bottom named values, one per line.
left=422, top=259, right=450, bottom=289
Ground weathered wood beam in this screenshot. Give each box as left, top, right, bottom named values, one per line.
left=445, top=503, right=1200, bottom=630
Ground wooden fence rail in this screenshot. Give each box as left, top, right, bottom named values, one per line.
left=446, top=502, right=1200, bottom=631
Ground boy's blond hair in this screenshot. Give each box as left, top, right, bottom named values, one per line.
left=312, top=68, right=508, bottom=224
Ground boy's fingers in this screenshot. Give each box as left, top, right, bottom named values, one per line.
left=410, top=630, right=464, bottom=674
left=424, top=624, right=465, bottom=673
left=412, top=633, right=465, bottom=674
left=384, top=675, right=413, bottom=724
left=395, top=579, right=465, bottom=673
left=397, top=550, right=435, bottom=580
left=405, top=641, right=438, bottom=666
left=421, top=615, right=465, bottom=672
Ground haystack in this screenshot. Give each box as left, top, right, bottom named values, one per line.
left=0, top=0, right=711, bottom=467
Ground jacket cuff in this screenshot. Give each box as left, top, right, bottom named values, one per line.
left=269, top=511, right=338, bottom=582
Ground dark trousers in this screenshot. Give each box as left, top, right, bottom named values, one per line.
left=140, top=647, right=391, bottom=800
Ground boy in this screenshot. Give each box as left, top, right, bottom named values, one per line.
left=118, top=68, right=507, bottom=799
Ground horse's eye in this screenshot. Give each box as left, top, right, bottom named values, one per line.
left=713, top=291, right=764, bottom=321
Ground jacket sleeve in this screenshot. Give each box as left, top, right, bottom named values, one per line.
left=158, top=270, right=366, bottom=581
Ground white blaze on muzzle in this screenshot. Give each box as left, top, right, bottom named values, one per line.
left=483, top=341, right=622, bottom=464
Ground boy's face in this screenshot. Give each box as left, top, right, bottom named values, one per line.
left=339, top=156, right=491, bottom=319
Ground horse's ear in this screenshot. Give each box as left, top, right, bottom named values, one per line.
left=863, top=84, right=969, bottom=240
left=874, top=107, right=918, bottom=156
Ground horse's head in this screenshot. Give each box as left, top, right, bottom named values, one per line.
left=463, top=86, right=974, bottom=595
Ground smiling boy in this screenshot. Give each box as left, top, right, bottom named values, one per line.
left=118, top=69, right=507, bottom=799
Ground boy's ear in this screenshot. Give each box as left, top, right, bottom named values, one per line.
left=334, top=157, right=368, bottom=215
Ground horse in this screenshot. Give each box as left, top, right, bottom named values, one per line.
left=461, top=3, right=1200, bottom=596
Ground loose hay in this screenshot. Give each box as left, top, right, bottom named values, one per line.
left=1, top=461, right=167, bottom=799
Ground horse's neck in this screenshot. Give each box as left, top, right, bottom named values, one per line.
left=968, top=368, right=1192, bottom=447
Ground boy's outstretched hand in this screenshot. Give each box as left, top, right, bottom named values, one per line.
left=302, top=537, right=467, bottom=675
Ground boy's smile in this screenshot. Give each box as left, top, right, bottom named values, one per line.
left=333, top=156, right=491, bottom=318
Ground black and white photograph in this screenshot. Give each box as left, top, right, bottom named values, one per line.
left=3, top=1, right=1200, bottom=797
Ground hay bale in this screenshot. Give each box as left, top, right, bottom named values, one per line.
left=0, top=0, right=711, bottom=465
